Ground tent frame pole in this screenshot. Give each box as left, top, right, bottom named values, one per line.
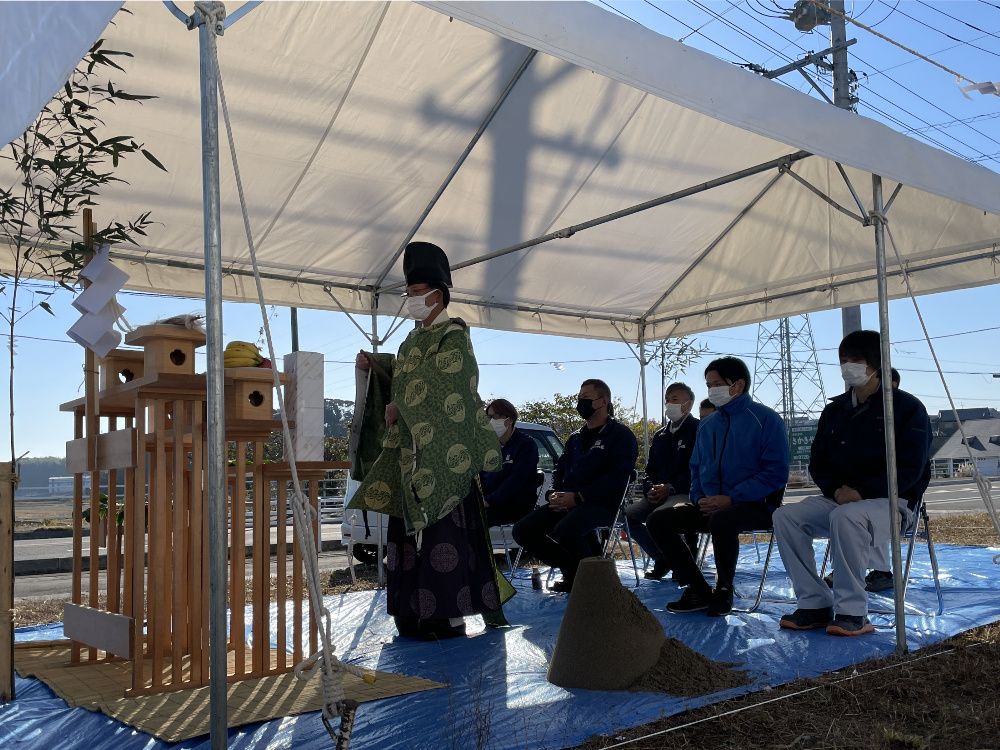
left=378, top=151, right=810, bottom=292
left=191, top=3, right=230, bottom=746
left=638, top=327, right=650, bottom=462
left=872, top=174, right=907, bottom=654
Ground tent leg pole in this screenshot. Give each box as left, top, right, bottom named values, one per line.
left=638, top=329, right=649, bottom=460
left=872, top=174, right=906, bottom=655
left=290, top=307, right=299, bottom=352
left=197, top=5, right=229, bottom=746
left=370, top=296, right=385, bottom=588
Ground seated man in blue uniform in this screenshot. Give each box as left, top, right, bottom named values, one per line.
left=647, top=357, right=789, bottom=616
left=512, top=379, right=639, bottom=593
left=624, top=381, right=699, bottom=580
left=481, top=398, right=540, bottom=528
left=774, top=332, right=931, bottom=637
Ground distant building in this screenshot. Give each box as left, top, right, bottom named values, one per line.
left=48, top=475, right=91, bottom=497
left=930, top=409, right=1000, bottom=478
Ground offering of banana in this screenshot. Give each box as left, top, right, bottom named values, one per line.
left=223, top=340, right=264, bottom=368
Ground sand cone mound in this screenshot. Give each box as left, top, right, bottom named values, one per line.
left=546, top=557, right=752, bottom=695
left=547, top=557, right=664, bottom=690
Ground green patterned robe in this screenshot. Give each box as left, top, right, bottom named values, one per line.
left=349, top=317, right=502, bottom=533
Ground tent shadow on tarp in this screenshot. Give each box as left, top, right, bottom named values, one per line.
left=4, top=541, right=1000, bottom=750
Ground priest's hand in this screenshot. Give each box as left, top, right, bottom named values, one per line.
left=385, top=401, right=399, bottom=426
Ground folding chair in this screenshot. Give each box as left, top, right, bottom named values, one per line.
left=819, top=495, right=944, bottom=616
left=598, top=470, right=642, bottom=587
left=503, top=470, right=547, bottom=577
left=696, top=489, right=784, bottom=613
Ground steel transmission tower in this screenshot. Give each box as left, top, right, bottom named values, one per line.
left=753, top=315, right=827, bottom=474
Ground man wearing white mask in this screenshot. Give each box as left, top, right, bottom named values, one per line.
left=481, top=398, right=540, bottom=528
left=351, top=241, right=512, bottom=640
left=647, top=357, right=789, bottom=616
left=624, top=382, right=699, bottom=580
left=774, top=331, right=930, bottom=636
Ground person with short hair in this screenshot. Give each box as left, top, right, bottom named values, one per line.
left=774, top=331, right=931, bottom=637
left=481, top=398, right=540, bottom=528
left=624, top=382, right=699, bottom=580
left=512, top=379, right=638, bottom=592
left=647, top=357, right=789, bottom=616
left=698, top=398, right=716, bottom=420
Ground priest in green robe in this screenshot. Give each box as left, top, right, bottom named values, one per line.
left=350, top=241, right=514, bottom=639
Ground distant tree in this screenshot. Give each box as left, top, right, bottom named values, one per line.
left=323, top=398, right=353, bottom=438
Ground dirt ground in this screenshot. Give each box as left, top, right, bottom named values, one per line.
left=575, top=621, right=1000, bottom=750
left=574, top=512, right=1000, bottom=750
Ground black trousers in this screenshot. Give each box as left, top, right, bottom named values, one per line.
left=645, top=501, right=775, bottom=592
left=511, top=503, right=616, bottom=583
left=485, top=498, right=537, bottom=528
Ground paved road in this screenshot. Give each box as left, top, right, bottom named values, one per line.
left=785, top=479, right=993, bottom=515
left=14, top=524, right=344, bottom=562
left=14, top=549, right=353, bottom=599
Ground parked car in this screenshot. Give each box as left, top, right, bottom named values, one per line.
left=342, top=421, right=565, bottom=564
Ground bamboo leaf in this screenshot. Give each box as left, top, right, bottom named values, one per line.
left=141, top=149, right=167, bottom=172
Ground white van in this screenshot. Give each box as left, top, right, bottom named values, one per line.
left=341, top=421, right=565, bottom=564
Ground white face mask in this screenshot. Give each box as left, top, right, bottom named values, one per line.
left=405, top=290, right=436, bottom=321
left=841, top=361, right=873, bottom=388
left=707, top=385, right=734, bottom=407
left=490, top=418, right=508, bottom=437
left=664, top=403, right=685, bottom=423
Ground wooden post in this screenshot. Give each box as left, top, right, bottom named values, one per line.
left=1, top=462, right=15, bottom=701
left=189, top=400, right=205, bottom=684
left=171, top=400, right=185, bottom=683
left=107, top=417, right=121, bottom=615
left=233, top=441, right=247, bottom=677
left=131, top=397, right=146, bottom=692
left=276, top=479, right=287, bottom=672
left=71, top=410, right=84, bottom=665
left=309, top=478, right=319, bottom=656
left=83, top=213, right=99, bottom=663
left=251, top=440, right=265, bottom=674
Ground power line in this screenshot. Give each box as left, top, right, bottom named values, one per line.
left=596, top=0, right=644, bottom=26
left=886, top=0, right=1000, bottom=60
left=641, top=0, right=753, bottom=63
left=915, top=0, right=1000, bottom=42
left=815, top=0, right=981, bottom=85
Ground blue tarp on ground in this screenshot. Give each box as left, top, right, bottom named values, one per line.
left=4, top=541, right=1000, bottom=749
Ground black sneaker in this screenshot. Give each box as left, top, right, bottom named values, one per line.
left=779, top=607, right=833, bottom=631
left=549, top=578, right=573, bottom=593
left=644, top=560, right=669, bottom=580
left=865, top=570, right=894, bottom=593
left=707, top=586, right=733, bottom=617
left=666, top=587, right=711, bottom=613
left=826, top=614, right=875, bottom=637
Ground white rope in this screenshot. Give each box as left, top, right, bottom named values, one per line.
left=883, top=221, right=1000, bottom=563
left=212, top=27, right=375, bottom=735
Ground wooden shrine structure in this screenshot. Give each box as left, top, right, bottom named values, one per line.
left=59, top=322, right=345, bottom=695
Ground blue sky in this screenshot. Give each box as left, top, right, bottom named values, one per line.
left=4, top=1, right=1000, bottom=459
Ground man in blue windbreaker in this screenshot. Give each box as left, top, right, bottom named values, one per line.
left=647, top=357, right=789, bottom=616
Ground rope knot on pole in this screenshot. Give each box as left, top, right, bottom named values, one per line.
left=194, top=2, right=227, bottom=35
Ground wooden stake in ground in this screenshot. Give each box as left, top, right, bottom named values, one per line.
left=0, top=461, right=14, bottom=701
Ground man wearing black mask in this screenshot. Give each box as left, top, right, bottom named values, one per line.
left=512, top=379, right=639, bottom=592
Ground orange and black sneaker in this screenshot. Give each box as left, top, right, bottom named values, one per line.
left=826, top=614, right=875, bottom=637
left=779, top=607, right=833, bottom=630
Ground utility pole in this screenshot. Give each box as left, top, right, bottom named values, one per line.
left=830, top=0, right=862, bottom=335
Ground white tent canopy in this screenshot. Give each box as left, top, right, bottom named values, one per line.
left=3, top=0, right=1000, bottom=343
